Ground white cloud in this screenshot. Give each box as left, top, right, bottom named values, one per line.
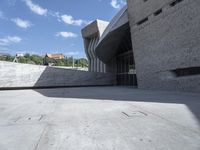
left=12, top=18, right=32, bottom=29
left=24, top=0, right=47, bottom=16
left=60, top=15, right=89, bottom=26
left=22, top=1, right=89, bottom=26
left=0, top=36, right=22, bottom=46
left=56, top=32, right=78, bottom=38
left=110, top=0, right=126, bottom=9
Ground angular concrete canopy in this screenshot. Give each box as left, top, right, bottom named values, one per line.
left=95, top=5, right=129, bottom=63
left=81, top=19, right=109, bottom=38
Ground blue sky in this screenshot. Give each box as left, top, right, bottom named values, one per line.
left=0, top=0, right=126, bottom=58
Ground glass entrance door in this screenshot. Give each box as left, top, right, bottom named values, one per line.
left=116, top=50, right=137, bottom=86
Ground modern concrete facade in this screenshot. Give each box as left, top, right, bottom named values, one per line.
left=127, top=0, right=200, bottom=92
left=82, top=0, right=200, bottom=93
left=95, top=5, right=137, bottom=86
left=82, top=6, right=137, bottom=86
left=82, top=20, right=109, bottom=73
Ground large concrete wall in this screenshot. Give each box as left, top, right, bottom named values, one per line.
left=0, top=61, right=116, bottom=88
left=127, top=0, right=200, bottom=92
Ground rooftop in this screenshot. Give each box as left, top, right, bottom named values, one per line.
left=45, top=53, right=65, bottom=59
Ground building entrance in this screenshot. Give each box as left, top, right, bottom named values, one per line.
left=116, top=50, right=137, bottom=86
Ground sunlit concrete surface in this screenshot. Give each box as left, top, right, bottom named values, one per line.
left=0, top=86, right=200, bottom=150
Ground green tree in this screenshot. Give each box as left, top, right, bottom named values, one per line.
left=55, top=59, right=66, bottom=66
left=0, top=53, right=88, bottom=68
left=78, top=58, right=88, bottom=67
left=18, top=56, right=27, bottom=63
left=30, top=55, right=43, bottom=65
left=0, top=55, right=14, bottom=62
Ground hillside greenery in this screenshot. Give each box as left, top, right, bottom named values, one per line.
left=0, top=53, right=88, bottom=68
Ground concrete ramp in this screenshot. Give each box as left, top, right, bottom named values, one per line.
left=0, top=61, right=115, bottom=89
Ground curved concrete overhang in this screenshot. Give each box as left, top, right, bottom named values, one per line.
left=95, top=5, right=129, bottom=63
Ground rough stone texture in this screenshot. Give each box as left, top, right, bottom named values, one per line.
left=82, top=20, right=109, bottom=73
left=0, top=61, right=115, bottom=88
left=127, top=0, right=174, bottom=25
left=127, top=0, right=200, bottom=92
left=0, top=86, right=200, bottom=150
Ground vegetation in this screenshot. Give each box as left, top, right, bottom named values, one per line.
left=0, top=53, right=88, bottom=68
left=0, top=55, right=15, bottom=62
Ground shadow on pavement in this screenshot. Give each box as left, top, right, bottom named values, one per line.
left=34, top=86, right=200, bottom=123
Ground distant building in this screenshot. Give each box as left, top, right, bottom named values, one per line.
left=16, top=53, right=24, bottom=57
left=45, top=53, right=65, bottom=59
left=13, top=53, right=24, bottom=63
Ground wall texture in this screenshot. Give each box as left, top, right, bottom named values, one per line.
left=0, top=61, right=116, bottom=88
left=127, top=0, right=200, bottom=92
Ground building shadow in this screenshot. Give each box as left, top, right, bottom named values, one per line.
left=34, top=86, right=200, bottom=123
left=33, top=66, right=116, bottom=88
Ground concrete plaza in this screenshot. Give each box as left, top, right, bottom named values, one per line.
left=0, top=86, right=200, bottom=150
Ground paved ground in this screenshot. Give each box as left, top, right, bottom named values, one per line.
left=0, top=86, right=200, bottom=150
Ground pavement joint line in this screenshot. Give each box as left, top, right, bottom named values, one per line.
left=34, top=125, right=48, bottom=150
left=14, top=116, right=21, bottom=122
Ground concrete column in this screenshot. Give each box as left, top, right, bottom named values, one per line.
left=90, top=38, right=94, bottom=72
left=87, top=38, right=93, bottom=72
left=90, top=38, right=96, bottom=72
left=82, top=34, right=107, bottom=73
left=97, top=58, right=100, bottom=72
left=103, top=63, right=106, bottom=73
left=100, top=62, right=103, bottom=73
left=91, top=37, right=96, bottom=72
left=93, top=37, right=99, bottom=72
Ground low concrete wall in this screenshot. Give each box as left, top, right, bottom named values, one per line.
left=0, top=61, right=116, bottom=89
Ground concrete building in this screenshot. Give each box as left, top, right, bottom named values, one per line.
left=45, top=53, right=65, bottom=60
left=82, top=20, right=109, bottom=73
left=82, top=0, right=200, bottom=93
